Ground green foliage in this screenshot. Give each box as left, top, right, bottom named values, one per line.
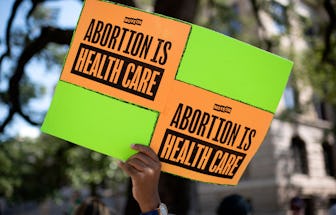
left=135, top=0, right=154, bottom=9
left=42, top=44, right=68, bottom=69
left=0, top=135, right=68, bottom=201
left=29, top=3, right=59, bottom=29
left=20, top=75, right=40, bottom=104
left=66, top=146, right=126, bottom=192
left=0, top=134, right=126, bottom=202
left=305, top=49, right=336, bottom=105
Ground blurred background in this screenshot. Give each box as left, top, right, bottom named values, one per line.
left=0, top=0, right=335, bottom=214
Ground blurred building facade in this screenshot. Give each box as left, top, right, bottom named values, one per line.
left=198, top=114, right=336, bottom=215
left=197, top=0, right=336, bottom=214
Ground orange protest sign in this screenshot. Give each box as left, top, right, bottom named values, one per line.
left=60, top=0, right=190, bottom=111
left=150, top=81, right=273, bottom=184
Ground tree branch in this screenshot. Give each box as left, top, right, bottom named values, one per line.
left=0, top=0, right=23, bottom=73
left=250, top=0, right=265, bottom=30
left=249, top=0, right=273, bottom=51
left=154, top=0, right=199, bottom=22
left=1, top=0, right=137, bottom=135
left=0, top=27, right=73, bottom=133
left=0, top=109, right=15, bottom=134
left=322, top=0, right=336, bottom=62
left=26, top=0, right=46, bottom=20
left=110, top=0, right=135, bottom=7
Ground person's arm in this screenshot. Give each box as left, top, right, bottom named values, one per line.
left=118, top=144, right=161, bottom=213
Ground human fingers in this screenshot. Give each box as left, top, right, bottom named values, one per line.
left=118, top=160, right=139, bottom=177
left=131, top=152, right=160, bottom=168
left=126, top=156, right=150, bottom=172
left=131, top=144, right=160, bottom=162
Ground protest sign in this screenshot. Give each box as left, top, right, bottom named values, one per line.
left=150, top=81, right=273, bottom=184
left=60, top=0, right=190, bottom=110
left=42, top=0, right=293, bottom=185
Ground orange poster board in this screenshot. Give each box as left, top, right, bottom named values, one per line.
left=60, top=0, right=190, bottom=111
left=150, top=81, right=273, bottom=184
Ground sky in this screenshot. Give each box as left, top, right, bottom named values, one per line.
left=0, top=0, right=82, bottom=139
